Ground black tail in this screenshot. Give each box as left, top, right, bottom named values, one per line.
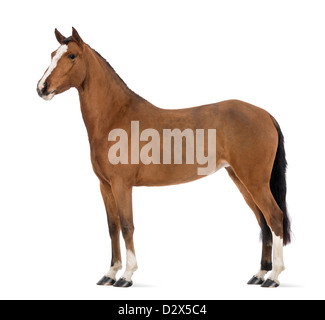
left=269, top=118, right=291, bottom=245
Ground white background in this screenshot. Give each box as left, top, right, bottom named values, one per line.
left=0, top=0, right=324, bottom=300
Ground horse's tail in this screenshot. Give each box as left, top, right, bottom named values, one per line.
left=269, top=117, right=291, bottom=245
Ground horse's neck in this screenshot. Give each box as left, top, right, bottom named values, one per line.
left=77, top=47, right=137, bottom=142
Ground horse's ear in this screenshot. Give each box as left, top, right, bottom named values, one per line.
left=55, top=28, right=66, bottom=44
left=72, top=27, right=84, bottom=45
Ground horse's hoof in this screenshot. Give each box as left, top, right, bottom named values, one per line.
left=247, top=276, right=264, bottom=285
left=97, top=276, right=116, bottom=286
left=113, top=277, right=133, bottom=288
left=261, top=278, right=279, bottom=288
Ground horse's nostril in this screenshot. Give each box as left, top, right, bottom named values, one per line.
left=41, top=81, right=48, bottom=94
left=37, top=86, right=42, bottom=97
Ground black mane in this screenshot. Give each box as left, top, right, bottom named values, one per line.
left=93, top=50, right=128, bottom=87
left=93, top=49, right=145, bottom=101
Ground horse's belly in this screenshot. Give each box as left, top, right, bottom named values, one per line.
left=135, top=160, right=229, bottom=187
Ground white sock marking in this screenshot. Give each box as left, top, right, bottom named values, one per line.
left=269, top=231, right=285, bottom=284
left=105, top=261, right=122, bottom=280
left=255, top=269, right=268, bottom=280
left=121, top=250, right=138, bottom=282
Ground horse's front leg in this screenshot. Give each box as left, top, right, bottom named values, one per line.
left=111, top=180, right=138, bottom=288
left=97, top=182, right=122, bottom=286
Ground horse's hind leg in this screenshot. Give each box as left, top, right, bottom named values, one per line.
left=241, top=181, right=285, bottom=287
left=226, top=167, right=272, bottom=284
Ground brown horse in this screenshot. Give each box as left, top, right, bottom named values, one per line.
left=37, top=28, right=291, bottom=288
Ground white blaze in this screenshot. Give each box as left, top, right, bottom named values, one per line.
left=38, top=44, right=68, bottom=92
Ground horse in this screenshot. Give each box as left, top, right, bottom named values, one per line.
left=37, top=27, right=291, bottom=288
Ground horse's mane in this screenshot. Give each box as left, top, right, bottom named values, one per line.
left=93, top=49, right=128, bottom=87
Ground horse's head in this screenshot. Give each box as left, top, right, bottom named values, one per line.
left=37, top=27, right=87, bottom=100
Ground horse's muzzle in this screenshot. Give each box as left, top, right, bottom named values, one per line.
left=37, top=81, right=55, bottom=100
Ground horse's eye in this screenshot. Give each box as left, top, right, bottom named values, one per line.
left=68, top=54, right=76, bottom=60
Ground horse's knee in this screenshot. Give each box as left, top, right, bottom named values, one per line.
left=121, top=223, right=134, bottom=239
left=108, top=221, right=120, bottom=236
